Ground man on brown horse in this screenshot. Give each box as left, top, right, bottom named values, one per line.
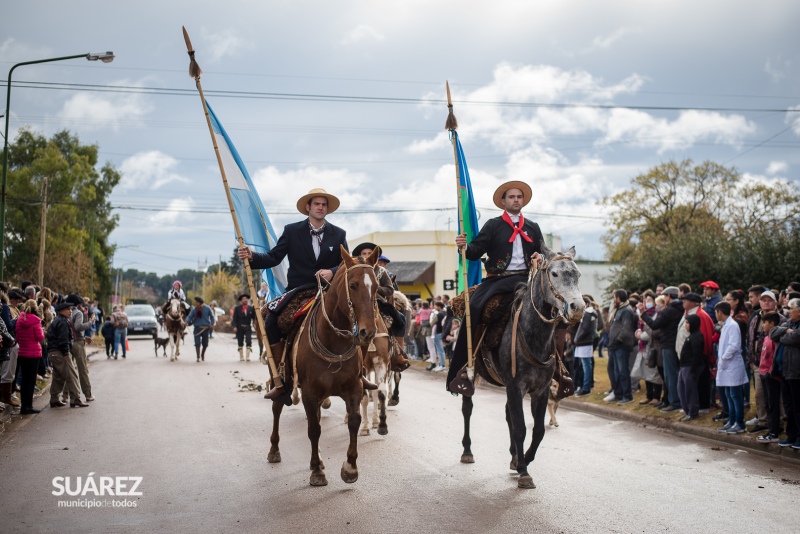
left=352, top=242, right=410, bottom=372
left=448, top=180, right=546, bottom=395
left=237, top=188, right=378, bottom=403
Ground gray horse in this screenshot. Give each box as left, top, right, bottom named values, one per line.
left=459, top=246, right=585, bottom=489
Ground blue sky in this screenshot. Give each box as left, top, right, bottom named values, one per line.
left=3, top=1, right=799, bottom=274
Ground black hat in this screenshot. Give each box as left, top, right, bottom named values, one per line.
left=7, top=288, right=24, bottom=300
left=54, top=302, right=73, bottom=312
left=65, top=293, right=85, bottom=307
left=239, top=293, right=251, bottom=300
left=194, top=296, right=204, bottom=304
left=681, top=292, right=703, bottom=303
left=352, top=242, right=380, bottom=257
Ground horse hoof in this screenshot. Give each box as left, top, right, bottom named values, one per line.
left=460, top=454, right=475, bottom=464
left=388, top=398, right=399, bottom=406
left=372, top=421, right=379, bottom=429
left=359, top=428, right=370, bottom=436
left=377, top=426, right=388, bottom=436
left=267, top=451, right=281, bottom=463
left=509, top=458, right=518, bottom=470
left=518, top=475, right=536, bottom=489
left=310, top=473, right=328, bottom=486
left=341, top=462, right=358, bottom=484
left=321, top=398, right=331, bottom=410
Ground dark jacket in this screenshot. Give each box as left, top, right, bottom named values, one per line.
left=679, top=316, right=705, bottom=372
left=232, top=303, right=256, bottom=330
left=771, top=319, right=800, bottom=380
left=465, top=215, right=544, bottom=275
left=101, top=319, right=115, bottom=340
left=249, top=219, right=348, bottom=291
left=640, top=300, right=683, bottom=351
left=574, top=307, right=598, bottom=347
left=47, top=314, right=73, bottom=354
left=608, top=303, right=637, bottom=349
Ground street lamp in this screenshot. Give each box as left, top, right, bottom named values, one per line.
left=1, top=51, right=115, bottom=280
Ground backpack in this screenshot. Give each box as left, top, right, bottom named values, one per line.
left=114, top=313, right=128, bottom=330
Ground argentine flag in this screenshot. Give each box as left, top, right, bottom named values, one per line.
left=206, top=101, right=287, bottom=299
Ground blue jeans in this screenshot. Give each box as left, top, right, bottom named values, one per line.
left=579, top=357, right=593, bottom=392
left=722, top=384, right=745, bottom=427
left=113, top=328, right=127, bottom=357
left=434, top=333, right=445, bottom=367
left=662, top=348, right=680, bottom=408
left=610, top=347, right=632, bottom=400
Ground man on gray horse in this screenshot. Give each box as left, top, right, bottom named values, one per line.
left=448, top=180, right=545, bottom=395
left=237, top=188, right=378, bottom=402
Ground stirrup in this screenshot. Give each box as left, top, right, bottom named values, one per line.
left=449, top=366, right=474, bottom=397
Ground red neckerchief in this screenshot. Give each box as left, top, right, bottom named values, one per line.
left=502, top=211, right=533, bottom=243
left=242, top=305, right=248, bottom=315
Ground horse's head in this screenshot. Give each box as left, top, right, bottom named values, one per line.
left=337, top=244, right=379, bottom=346
left=540, top=245, right=585, bottom=325
left=167, top=298, right=182, bottom=320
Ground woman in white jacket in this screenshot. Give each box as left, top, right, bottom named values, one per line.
left=715, top=301, right=748, bottom=434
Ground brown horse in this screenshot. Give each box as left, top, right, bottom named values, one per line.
left=161, top=298, right=187, bottom=361
left=267, top=245, right=380, bottom=486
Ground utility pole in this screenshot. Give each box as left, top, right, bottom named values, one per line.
left=37, top=176, right=48, bottom=284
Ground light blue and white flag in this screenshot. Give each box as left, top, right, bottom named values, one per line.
left=206, top=100, right=287, bottom=299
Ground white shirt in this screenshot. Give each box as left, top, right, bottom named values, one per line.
left=716, top=315, right=748, bottom=387
left=506, top=212, right=527, bottom=271
left=310, top=223, right=325, bottom=260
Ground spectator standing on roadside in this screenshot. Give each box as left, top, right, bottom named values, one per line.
left=756, top=312, right=783, bottom=443
left=47, top=302, right=87, bottom=408
left=67, top=294, right=94, bottom=402
left=639, top=286, right=684, bottom=412
left=574, top=295, right=598, bottom=397
left=745, top=286, right=768, bottom=428
left=605, top=289, right=637, bottom=405
left=677, top=315, right=705, bottom=421
left=16, top=300, right=44, bottom=414
left=110, top=305, right=129, bottom=359
left=676, top=293, right=715, bottom=413
left=771, top=298, right=800, bottom=449
left=700, top=281, right=723, bottom=324
left=715, top=301, right=748, bottom=434
left=101, top=316, right=115, bottom=359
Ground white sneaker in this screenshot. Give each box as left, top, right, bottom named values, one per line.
left=603, top=392, right=617, bottom=402
left=433, top=366, right=445, bottom=372
left=745, top=417, right=758, bottom=426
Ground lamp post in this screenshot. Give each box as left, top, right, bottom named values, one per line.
left=1, top=51, right=115, bottom=280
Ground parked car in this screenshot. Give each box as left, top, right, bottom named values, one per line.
left=125, top=304, right=159, bottom=339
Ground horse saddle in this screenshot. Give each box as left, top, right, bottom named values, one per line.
left=274, top=288, right=319, bottom=337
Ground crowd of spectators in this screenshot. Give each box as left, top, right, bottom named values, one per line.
left=564, top=280, right=800, bottom=448
left=0, top=281, right=108, bottom=415
left=405, top=295, right=459, bottom=373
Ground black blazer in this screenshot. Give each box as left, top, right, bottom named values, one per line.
left=232, top=304, right=255, bottom=329
left=250, top=219, right=348, bottom=291
left=465, top=215, right=544, bottom=275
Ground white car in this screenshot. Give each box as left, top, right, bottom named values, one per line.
left=125, top=305, right=159, bottom=339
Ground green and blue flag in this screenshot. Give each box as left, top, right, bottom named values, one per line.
left=452, top=131, right=482, bottom=291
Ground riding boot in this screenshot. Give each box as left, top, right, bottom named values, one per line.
left=390, top=337, right=411, bottom=372
left=1, top=382, right=20, bottom=407
left=238, top=347, right=244, bottom=362
left=195, top=346, right=201, bottom=362
left=246, top=347, right=251, bottom=361
left=264, top=341, right=292, bottom=404
left=361, top=375, right=379, bottom=391
left=201, top=347, right=207, bottom=361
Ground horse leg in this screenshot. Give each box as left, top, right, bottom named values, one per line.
left=506, top=385, right=535, bottom=489
left=376, top=364, right=388, bottom=435
left=169, top=334, right=176, bottom=362
left=359, top=389, right=370, bottom=436
left=267, top=398, right=284, bottom=464
left=460, top=396, right=475, bottom=463
left=302, top=394, right=327, bottom=486
left=523, top=390, right=549, bottom=467
left=388, top=371, right=401, bottom=406
left=341, top=390, right=361, bottom=483
left=506, top=402, right=518, bottom=470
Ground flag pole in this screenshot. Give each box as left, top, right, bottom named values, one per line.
left=445, top=81, right=474, bottom=371
left=182, top=27, right=283, bottom=390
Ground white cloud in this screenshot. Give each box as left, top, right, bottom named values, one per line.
left=583, top=27, right=640, bottom=54
left=0, top=37, right=51, bottom=64
left=766, top=161, right=788, bottom=176
left=58, top=80, right=153, bottom=131
left=764, top=56, right=791, bottom=83
left=341, top=25, right=385, bottom=45
left=201, top=28, right=250, bottom=61
left=118, top=151, right=190, bottom=191
left=149, top=198, right=196, bottom=225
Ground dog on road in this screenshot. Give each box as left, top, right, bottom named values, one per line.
left=154, top=337, right=169, bottom=357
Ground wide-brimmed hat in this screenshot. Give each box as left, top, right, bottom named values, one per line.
left=7, top=288, right=24, bottom=300
left=493, top=181, right=532, bottom=210
left=296, top=188, right=340, bottom=215
left=239, top=293, right=251, bottom=301
left=54, top=302, right=73, bottom=312
left=352, top=242, right=380, bottom=257
left=65, top=293, right=85, bottom=307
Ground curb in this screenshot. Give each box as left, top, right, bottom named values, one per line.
left=560, top=398, right=800, bottom=465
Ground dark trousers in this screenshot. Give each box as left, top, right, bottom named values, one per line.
left=781, top=378, right=800, bottom=443
left=607, top=355, right=617, bottom=391
left=611, top=347, right=632, bottom=400
left=657, top=366, right=668, bottom=402
left=19, top=357, right=41, bottom=410
left=760, top=374, right=783, bottom=436
left=645, top=381, right=663, bottom=401
left=677, top=367, right=700, bottom=417
left=105, top=338, right=114, bottom=357
left=236, top=328, right=252, bottom=348
left=697, top=364, right=711, bottom=410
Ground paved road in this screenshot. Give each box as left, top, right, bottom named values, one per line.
left=1, top=334, right=799, bottom=533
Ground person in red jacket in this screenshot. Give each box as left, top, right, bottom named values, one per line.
left=17, top=300, right=45, bottom=414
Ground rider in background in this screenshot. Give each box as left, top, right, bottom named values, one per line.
left=167, top=280, right=190, bottom=311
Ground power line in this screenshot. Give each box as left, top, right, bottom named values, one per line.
left=3, top=80, right=799, bottom=114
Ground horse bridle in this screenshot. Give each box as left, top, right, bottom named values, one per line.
left=528, top=255, right=574, bottom=325
left=314, top=262, right=378, bottom=346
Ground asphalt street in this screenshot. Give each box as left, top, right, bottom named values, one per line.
left=1, top=333, right=799, bottom=533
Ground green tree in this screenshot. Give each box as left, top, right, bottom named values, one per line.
left=602, top=159, right=800, bottom=291
left=5, top=128, right=120, bottom=299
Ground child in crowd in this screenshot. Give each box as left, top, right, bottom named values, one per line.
left=101, top=316, right=115, bottom=359
left=756, top=312, right=783, bottom=443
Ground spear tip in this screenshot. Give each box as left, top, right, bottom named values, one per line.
left=445, top=80, right=458, bottom=131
